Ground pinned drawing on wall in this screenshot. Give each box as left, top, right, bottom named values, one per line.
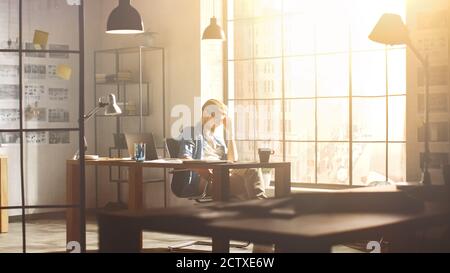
left=24, top=102, right=47, bottom=122
left=33, top=30, right=49, bottom=49
left=0, top=84, right=19, bottom=100
left=24, top=64, right=46, bottom=80
left=24, top=84, right=45, bottom=105
left=65, top=0, right=81, bottom=6
left=26, top=131, right=47, bottom=144
left=0, top=132, right=20, bottom=144
left=49, top=44, right=70, bottom=59
left=56, top=64, right=72, bottom=80
left=25, top=42, right=46, bottom=58
left=48, top=108, right=69, bottom=123
left=48, top=87, right=69, bottom=102
left=49, top=131, right=70, bottom=144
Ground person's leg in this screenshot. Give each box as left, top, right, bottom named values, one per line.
left=201, top=169, right=259, bottom=201
left=230, top=168, right=266, bottom=199
left=230, top=169, right=273, bottom=253
left=198, top=177, right=211, bottom=197
left=228, top=173, right=248, bottom=201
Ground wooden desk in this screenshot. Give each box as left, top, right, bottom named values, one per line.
left=66, top=159, right=291, bottom=245
left=0, top=157, right=7, bottom=233
left=97, top=200, right=450, bottom=253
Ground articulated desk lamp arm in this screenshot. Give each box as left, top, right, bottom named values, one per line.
left=73, top=94, right=122, bottom=160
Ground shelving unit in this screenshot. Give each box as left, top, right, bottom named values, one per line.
left=93, top=46, right=167, bottom=208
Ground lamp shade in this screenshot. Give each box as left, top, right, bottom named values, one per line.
left=106, top=0, right=144, bottom=34
left=202, top=17, right=226, bottom=40
left=105, top=94, right=122, bottom=116
left=369, top=13, right=410, bottom=45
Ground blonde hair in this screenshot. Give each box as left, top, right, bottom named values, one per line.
left=202, top=99, right=228, bottom=116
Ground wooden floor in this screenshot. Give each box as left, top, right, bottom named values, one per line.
left=0, top=217, right=234, bottom=253
left=0, top=217, right=362, bottom=253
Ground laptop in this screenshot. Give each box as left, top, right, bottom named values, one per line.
left=125, top=133, right=159, bottom=160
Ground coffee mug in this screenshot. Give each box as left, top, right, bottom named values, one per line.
left=134, top=143, right=146, bottom=162
left=258, top=148, right=275, bottom=163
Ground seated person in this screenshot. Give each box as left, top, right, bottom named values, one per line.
left=177, top=99, right=266, bottom=200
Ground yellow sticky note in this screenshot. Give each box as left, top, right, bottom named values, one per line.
left=56, top=64, right=72, bottom=80
left=33, top=30, right=49, bottom=49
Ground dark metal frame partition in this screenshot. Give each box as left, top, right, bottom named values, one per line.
left=0, top=0, right=85, bottom=253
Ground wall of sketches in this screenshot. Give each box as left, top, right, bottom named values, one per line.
left=0, top=0, right=93, bottom=214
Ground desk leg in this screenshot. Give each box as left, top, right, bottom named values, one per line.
left=98, top=213, right=142, bottom=253
left=274, top=164, right=291, bottom=198
left=0, top=158, right=8, bottom=233
left=127, top=164, right=143, bottom=251
left=212, top=167, right=230, bottom=202
left=212, top=237, right=230, bottom=253
left=128, top=165, right=144, bottom=210
left=273, top=164, right=291, bottom=253
left=211, top=167, right=230, bottom=252
left=66, top=162, right=80, bottom=245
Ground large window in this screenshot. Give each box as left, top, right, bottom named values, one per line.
left=226, top=0, right=407, bottom=185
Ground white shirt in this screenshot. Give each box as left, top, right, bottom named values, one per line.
left=202, top=132, right=225, bottom=160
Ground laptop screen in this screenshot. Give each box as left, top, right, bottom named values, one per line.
left=125, top=133, right=159, bottom=160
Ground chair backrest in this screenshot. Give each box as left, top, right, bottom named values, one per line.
left=165, top=138, right=181, bottom=159
left=165, top=138, right=201, bottom=198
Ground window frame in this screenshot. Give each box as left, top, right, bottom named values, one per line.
left=223, top=0, right=407, bottom=186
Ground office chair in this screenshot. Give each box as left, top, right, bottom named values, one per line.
left=165, top=137, right=250, bottom=252
left=165, top=138, right=212, bottom=202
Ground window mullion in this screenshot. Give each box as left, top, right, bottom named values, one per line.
left=349, top=25, right=353, bottom=186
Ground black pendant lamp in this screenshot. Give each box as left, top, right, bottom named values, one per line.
left=106, top=0, right=144, bottom=34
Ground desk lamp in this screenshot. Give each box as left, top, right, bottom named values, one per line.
left=73, top=94, right=122, bottom=160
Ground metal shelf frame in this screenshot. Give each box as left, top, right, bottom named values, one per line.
left=93, top=46, right=167, bottom=209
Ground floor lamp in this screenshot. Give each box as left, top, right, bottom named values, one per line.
left=369, top=13, right=431, bottom=185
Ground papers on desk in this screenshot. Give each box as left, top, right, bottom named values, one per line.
left=181, top=159, right=230, bottom=164
left=148, top=158, right=183, bottom=164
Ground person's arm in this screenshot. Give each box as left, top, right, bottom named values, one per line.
left=227, top=139, right=238, bottom=162
left=179, top=137, right=195, bottom=159
left=224, top=117, right=238, bottom=162
left=179, top=135, right=213, bottom=179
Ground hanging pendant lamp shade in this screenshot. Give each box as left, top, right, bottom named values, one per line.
left=202, top=17, right=226, bottom=40
left=106, top=0, right=144, bottom=34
